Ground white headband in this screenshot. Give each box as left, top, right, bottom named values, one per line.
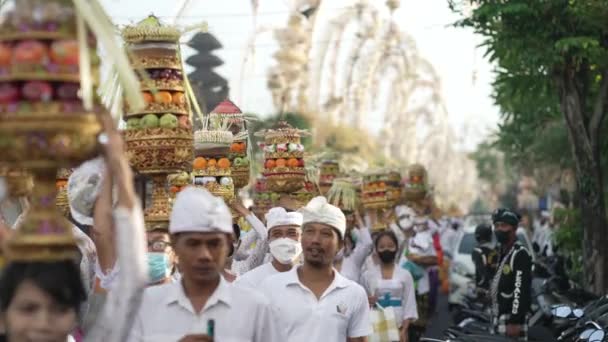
left=299, top=196, right=346, bottom=239
left=265, top=207, right=303, bottom=230
left=169, top=187, right=232, bottom=235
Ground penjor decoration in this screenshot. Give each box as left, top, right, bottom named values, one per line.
left=0, top=0, right=144, bottom=261
left=122, top=15, right=194, bottom=231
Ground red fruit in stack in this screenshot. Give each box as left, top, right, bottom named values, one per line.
left=297, top=159, right=305, bottom=167
left=0, top=83, right=19, bottom=104
left=0, top=44, right=12, bottom=66
left=22, top=81, right=53, bottom=101
left=50, top=40, right=79, bottom=65
left=56, top=83, right=79, bottom=100
left=178, top=115, right=191, bottom=129
left=13, top=40, right=47, bottom=64
left=265, top=159, right=276, bottom=169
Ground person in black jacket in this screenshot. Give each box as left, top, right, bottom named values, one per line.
left=472, top=223, right=498, bottom=297
left=490, top=208, right=532, bottom=341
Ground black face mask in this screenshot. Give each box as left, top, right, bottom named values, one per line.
left=495, top=230, right=511, bottom=245
left=378, top=250, right=397, bottom=264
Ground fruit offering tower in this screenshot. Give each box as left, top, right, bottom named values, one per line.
left=403, top=164, right=428, bottom=202
left=361, top=172, right=390, bottom=210
left=55, top=168, right=72, bottom=217
left=0, top=0, right=143, bottom=261
left=209, top=99, right=251, bottom=189
left=319, top=160, right=340, bottom=196
left=386, top=170, right=402, bottom=206
left=252, top=177, right=273, bottom=218
left=327, top=176, right=360, bottom=228
left=256, top=121, right=309, bottom=193
left=122, top=16, right=194, bottom=231
left=192, top=129, right=235, bottom=203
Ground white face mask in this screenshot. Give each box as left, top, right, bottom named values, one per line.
left=269, top=238, right=302, bottom=265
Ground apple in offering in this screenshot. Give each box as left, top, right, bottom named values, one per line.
left=50, top=40, right=79, bottom=65
left=22, top=81, right=52, bottom=101
left=178, top=115, right=191, bottom=129
left=141, top=114, right=160, bottom=128
left=126, top=118, right=140, bottom=130
left=232, top=157, right=250, bottom=167
left=159, top=113, right=178, bottom=128
left=0, top=83, right=19, bottom=104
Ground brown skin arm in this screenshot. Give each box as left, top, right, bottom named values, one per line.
left=348, top=337, right=368, bottom=342
left=92, top=166, right=116, bottom=272
left=408, top=253, right=438, bottom=266
left=93, top=113, right=139, bottom=272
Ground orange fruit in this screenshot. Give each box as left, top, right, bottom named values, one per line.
left=142, top=92, right=154, bottom=104
left=170, top=186, right=180, bottom=193
left=265, top=159, right=276, bottom=169
left=207, top=159, right=217, bottom=167
left=193, top=157, right=207, bottom=170
left=287, top=158, right=299, bottom=167
left=55, top=180, right=67, bottom=188
left=275, top=158, right=287, bottom=167
left=172, top=92, right=185, bottom=105
left=238, top=142, right=246, bottom=152
left=217, top=158, right=231, bottom=169
left=230, top=143, right=239, bottom=152
left=154, top=91, right=172, bottom=104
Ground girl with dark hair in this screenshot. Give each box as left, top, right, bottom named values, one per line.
left=0, top=261, right=86, bottom=342
left=361, top=230, right=418, bottom=342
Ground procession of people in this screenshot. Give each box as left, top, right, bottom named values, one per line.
left=0, top=1, right=571, bottom=342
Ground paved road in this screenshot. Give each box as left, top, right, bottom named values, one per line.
left=422, top=293, right=452, bottom=339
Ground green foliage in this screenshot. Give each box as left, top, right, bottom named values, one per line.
left=553, top=208, right=584, bottom=284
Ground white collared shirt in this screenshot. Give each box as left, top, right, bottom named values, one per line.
left=128, top=277, right=284, bottom=342
left=235, top=262, right=280, bottom=289
left=259, top=266, right=372, bottom=342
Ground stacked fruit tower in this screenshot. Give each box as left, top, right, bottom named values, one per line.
left=256, top=121, right=308, bottom=193
left=319, top=160, right=340, bottom=196
left=252, top=176, right=273, bottom=218
left=208, top=99, right=251, bottom=189
left=122, top=16, right=193, bottom=231
left=361, top=172, right=391, bottom=231
left=386, top=170, right=402, bottom=206
left=55, top=168, right=72, bottom=217
left=192, top=127, right=235, bottom=204
left=403, top=164, right=428, bottom=202
left=0, top=0, right=143, bottom=260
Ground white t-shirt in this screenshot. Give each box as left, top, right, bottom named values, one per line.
left=361, top=264, right=418, bottom=326
left=127, top=278, right=284, bottom=342
left=235, top=262, right=280, bottom=289
left=399, top=230, right=436, bottom=295
left=259, top=266, right=372, bottom=342
left=340, top=228, right=373, bottom=283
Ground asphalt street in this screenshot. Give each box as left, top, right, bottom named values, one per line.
left=423, top=293, right=452, bottom=339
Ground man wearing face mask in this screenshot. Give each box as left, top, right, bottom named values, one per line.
left=490, top=208, right=532, bottom=341
left=472, top=223, right=497, bottom=298
left=260, top=197, right=372, bottom=342
left=235, top=207, right=303, bottom=289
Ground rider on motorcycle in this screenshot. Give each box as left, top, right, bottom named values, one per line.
left=472, top=223, right=498, bottom=298
left=490, top=208, right=532, bottom=341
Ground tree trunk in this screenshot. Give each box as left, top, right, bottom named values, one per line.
left=557, top=73, right=608, bottom=294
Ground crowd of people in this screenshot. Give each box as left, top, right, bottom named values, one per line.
left=0, top=120, right=557, bottom=342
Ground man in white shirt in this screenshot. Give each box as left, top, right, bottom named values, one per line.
left=260, top=197, right=372, bottom=342
left=236, top=207, right=303, bottom=288
left=128, top=187, right=284, bottom=342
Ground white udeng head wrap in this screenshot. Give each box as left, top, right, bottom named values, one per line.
left=299, top=196, right=346, bottom=239
left=169, top=187, right=232, bottom=235
left=265, top=207, right=303, bottom=230
left=68, top=157, right=110, bottom=226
